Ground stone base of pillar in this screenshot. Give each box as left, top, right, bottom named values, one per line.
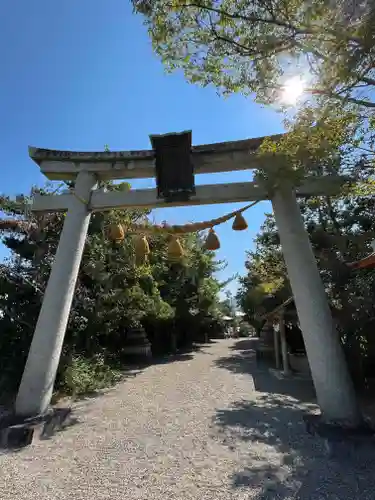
left=304, top=413, right=375, bottom=458
left=0, top=408, right=74, bottom=450
left=0, top=424, right=35, bottom=449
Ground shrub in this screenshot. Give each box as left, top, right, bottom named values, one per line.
left=60, top=355, right=122, bottom=397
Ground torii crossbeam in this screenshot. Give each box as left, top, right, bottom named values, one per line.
left=15, top=132, right=360, bottom=427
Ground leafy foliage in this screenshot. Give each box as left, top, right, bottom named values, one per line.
left=133, top=0, right=375, bottom=176
left=133, top=0, right=375, bottom=107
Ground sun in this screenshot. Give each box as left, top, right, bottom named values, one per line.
left=281, top=77, right=305, bottom=105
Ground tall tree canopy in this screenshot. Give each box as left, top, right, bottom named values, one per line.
left=133, top=0, right=375, bottom=108
left=133, top=0, right=375, bottom=174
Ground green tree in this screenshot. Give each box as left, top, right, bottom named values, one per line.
left=218, top=296, right=233, bottom=317
left=133, top=0, right=375, bottom=170
left=133, top=0, right=375, bottom=108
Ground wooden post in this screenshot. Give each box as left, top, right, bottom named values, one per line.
left=273, top=323, right=281, bottom=370
left=279, top=310, right=290, bottom=376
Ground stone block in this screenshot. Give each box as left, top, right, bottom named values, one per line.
left=0, top=407, right=74, bottom=450
left=0, top=424, right=34, bottom=449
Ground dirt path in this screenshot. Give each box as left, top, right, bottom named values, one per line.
left=1, top=339, right=374, bottom=499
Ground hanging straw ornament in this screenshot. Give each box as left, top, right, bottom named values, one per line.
left=134, top=235, right=150, bottom=265
left=168, top=235, right=184, bottom=261
left=232, top=212, right=248, bottom=231
left=109, top=224, right=125, bottom=243
left=205, top=228, right=220, bottom=250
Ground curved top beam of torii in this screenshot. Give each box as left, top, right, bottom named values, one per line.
left=28, top=132, right=284, bottom=181
left=28, top=130, right=351, bottom=213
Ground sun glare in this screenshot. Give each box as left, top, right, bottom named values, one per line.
left=281, top=77, right=305, bottom=105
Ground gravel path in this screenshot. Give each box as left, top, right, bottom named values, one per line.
left=1, top=339, right=375, bottom=499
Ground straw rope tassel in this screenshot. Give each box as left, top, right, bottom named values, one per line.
left=205, top=228, right=220, bottom=250
left=109, top=224, right=125, bottom=243
left=168, top=235, right=184, bottom=261
left=134, top=235, right=150, bottom=265
left=232, top=212, right=248, bottom=231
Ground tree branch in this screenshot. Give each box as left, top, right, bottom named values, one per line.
left=206, top=15, right=295, bottom=59
left=178, top=2, right=363, bottom=44
left=307, top=88, right=375, bottom=108
left=360, top=76, right=375, bottom=86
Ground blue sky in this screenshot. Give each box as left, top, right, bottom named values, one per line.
left=1, top=0, right=284, bottom=296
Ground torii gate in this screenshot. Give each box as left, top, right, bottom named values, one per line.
left=16, top=132, right=360, bottom=426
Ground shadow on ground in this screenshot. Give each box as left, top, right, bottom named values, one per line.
left=213, top=339, right=375, bottom=499
left=215, top=338, right=316, bottom=403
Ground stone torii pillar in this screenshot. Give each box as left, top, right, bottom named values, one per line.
left=271, top=182, right=361, bottom=425
left=15, top=171, right=97, bottom=417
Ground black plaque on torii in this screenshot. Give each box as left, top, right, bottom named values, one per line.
left=150, top=131, right=196, bottom=203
